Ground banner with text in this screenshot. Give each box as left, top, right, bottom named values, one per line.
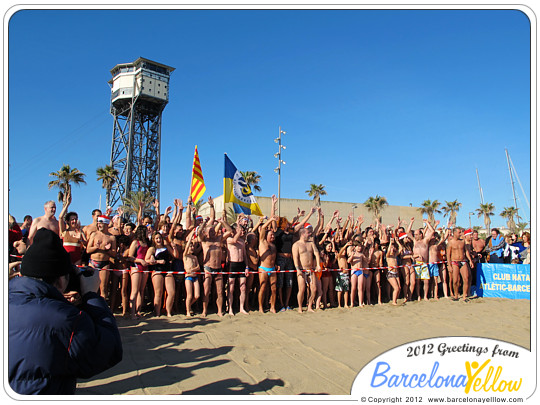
left=476, top=264, right=530, bottom=300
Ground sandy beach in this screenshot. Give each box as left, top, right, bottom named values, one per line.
left=76, top=297, right=531, bottom=395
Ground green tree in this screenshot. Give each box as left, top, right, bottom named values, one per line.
left=194, top=198, right=205, bottom=215
left=500, top=206, right=518, bottom=233
left=121, top=190, right=154, bottom=220
left=419, top=199, right=442, bottom=226
left=441, top=199, right=462, bottom=226
left=96, top=164, right=119, bottom=207
left=305, top=184, right=327, bottom=206
left=240, top=171, right=262, bottom=193
left=363, top=195, right=388, bottom=222
left=48, top=164, right=86, bottom=202
left=475, top=203, right=495, bottom=232
left=516, top=222, right=529, bottom=234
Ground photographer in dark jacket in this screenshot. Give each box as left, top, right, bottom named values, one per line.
left=9, top=228, right=122, bottom=395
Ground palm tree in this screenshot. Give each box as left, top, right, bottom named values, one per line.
left=441, top=200, right=462, bottom=226
left=96, top=164, right=119, bottom=207
left=240, top=171, right=262, bottom=193
left=48, top=164, right=86, bottom=202
left=305, top=184, right=327, bottom=206
left=363, top=195, right=388, bottom=222
left=121, top=190, right=154, bottom=219
left=500, top=206, right=518, bottom=233
left=516, top=222, right=529, bottom=234
left=475, top=202, right=495, bottom=232
left=194, top=199, right=205, bottom=215
left=419, top=199, right=442, bottom=226
left=225, top=205, right=238, bottom=223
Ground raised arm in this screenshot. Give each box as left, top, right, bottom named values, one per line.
left=423, top=219, right=436, bottom=242
left=313, top=207, right=324, bottom=236
left=291, top=207, right=304, bottom=225
left=185, top=196, right=194, bottom=230
left=58, top=190, right=72, bottom=235
left=294, top=207, right=316, bottom=233
left=208, top=196, right=215, bottom=223
left=406, top=217, right=415, bottom=237
left=183, top=228, right=196, bottom=257
left=168, top=199, right=183, bottom=241
left=152, top=198, right=161, bottom=229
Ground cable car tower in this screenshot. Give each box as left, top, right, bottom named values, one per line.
left=108, top=57, right=175, bottom=209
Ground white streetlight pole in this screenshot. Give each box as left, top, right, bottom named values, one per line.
left=274, top=126, right=286, bottom=218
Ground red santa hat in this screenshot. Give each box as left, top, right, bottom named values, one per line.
left=398, top=232, right=407, bottom=240
left=464, top=229, right=473, bottom=236
left=304, top=223, right=313, bottom=229
left=97, top=215, right=111, bottom=225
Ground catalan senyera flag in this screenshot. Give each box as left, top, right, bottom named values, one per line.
left=224, top=154, right=263, bottom=216
left=190, top=146, right=206, bottom=204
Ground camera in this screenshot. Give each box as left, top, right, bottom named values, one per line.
left=66, top=265, right=95, bottom=294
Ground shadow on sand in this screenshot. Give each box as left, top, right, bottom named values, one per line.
left=77, top=315, right=285, bottom=395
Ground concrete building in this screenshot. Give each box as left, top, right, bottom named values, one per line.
left=196, top=195, right=422, bottom=227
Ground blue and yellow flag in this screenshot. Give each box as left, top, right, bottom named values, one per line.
left=224, top=154, right=263, bottom=216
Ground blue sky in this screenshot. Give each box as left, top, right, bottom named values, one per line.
left=7, top=8, right=533, bottom=228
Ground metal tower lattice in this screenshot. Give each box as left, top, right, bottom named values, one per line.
left=108, top=57, right=174, bottom=209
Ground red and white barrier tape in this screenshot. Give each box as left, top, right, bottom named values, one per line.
left=10, top=254, right=467, bottom=276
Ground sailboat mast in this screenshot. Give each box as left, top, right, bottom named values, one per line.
left=505, top=149, right=519, bottom=214
left=476, top=168, right=484, bottom=204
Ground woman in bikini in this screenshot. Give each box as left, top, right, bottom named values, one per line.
left=368, top=238, right=384, bottom=305
left=397, top=233, right=415, bottom=303
left=128, top=226, right=151, bottom=319
left=146, top=231, right=178, bottom=317
left=58, top=192, right=86, bottom=266
left=385, top=237, right=402, bottom=305
left=348, top=237, right=372, bottom=307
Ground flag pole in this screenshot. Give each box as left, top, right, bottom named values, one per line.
left=189, top=146, right=196, bottom=201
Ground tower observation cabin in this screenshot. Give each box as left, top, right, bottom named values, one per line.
left=107, top=57, right=175, bottom=210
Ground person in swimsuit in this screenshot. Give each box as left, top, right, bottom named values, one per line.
left=109, top=234, right=131, bottom=317
left=146, top=231, right=178, bottom=317
left=198, top=197, right=230, bottom=317
left=446, top=227, right=474, bottom=301
left=274, top=216, right=296, bottom=312
left=86, top=215, right=116, bottom=302
left=396, top=231, right=415, bottom=303
left=348, top=237, right=372, bottom=308
left=226, top=219, right=249, bottom=315
left=410, top=218, right=436, bottom=301
left=183, top=228, right=201, bottom=317
left=335, top=240, right=351, bottom=308
left=258, top=216, right=278, bottom=313
left=428, top=229, right=450, bottom=300
left=245, top=227, right=261, bottom=312
left=128, top=225, right=151, bottom=319
left=58, top=192, right=86, bottom=266
left=385, top=237, right=402, bottom=305
left=320, top=241, right=337, bottom=309
left=368, top=238, right=384, bottom=305
left=293, top=227, right=322, bottom=313
left=28, top=200, right=60, bottom=245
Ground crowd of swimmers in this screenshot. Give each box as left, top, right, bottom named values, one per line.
left=8, top=191, right=532, bottom=319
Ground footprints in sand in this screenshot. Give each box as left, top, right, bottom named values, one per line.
left=242, top=355, right=261, bottom=366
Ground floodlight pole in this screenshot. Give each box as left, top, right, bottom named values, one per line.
left=274, top=126, right=286, bottom=218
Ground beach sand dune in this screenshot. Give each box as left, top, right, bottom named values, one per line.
left=77, top=297, right=530, bottom=395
